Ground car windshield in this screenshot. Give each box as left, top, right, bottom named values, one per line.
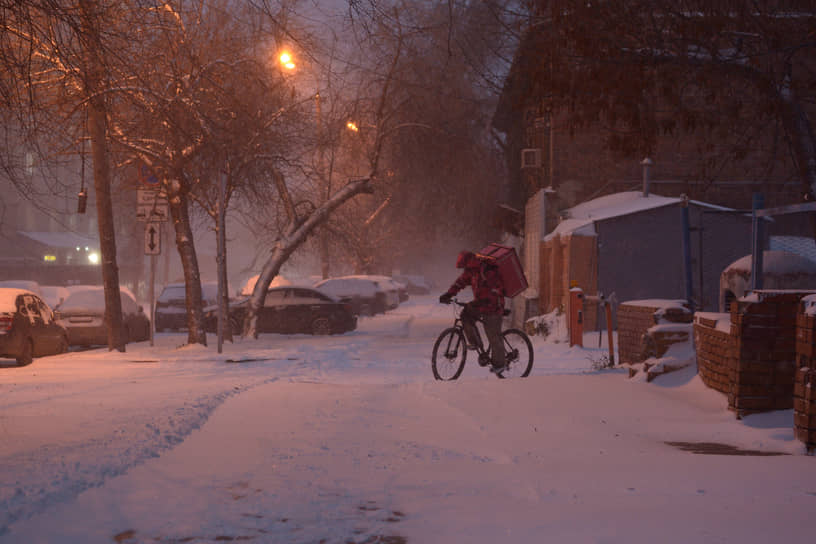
left=158, top=285, right=186, bottom=302
left=161, top=283, right=219, bottom=303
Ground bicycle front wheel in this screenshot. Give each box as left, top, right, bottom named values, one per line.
left=431, top=327, right=467, bottom=380
left=498, top=328, right=533, bottom=378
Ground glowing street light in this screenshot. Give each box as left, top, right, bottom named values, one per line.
left=279, top=52, right=295, bottom=70
left=346, top=121, right=359, bottom=132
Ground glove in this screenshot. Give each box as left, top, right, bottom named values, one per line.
left=439, top=293, right=453, bottom=304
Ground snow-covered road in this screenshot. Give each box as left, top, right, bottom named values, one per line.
left=1, top=296, right=814, bottom=543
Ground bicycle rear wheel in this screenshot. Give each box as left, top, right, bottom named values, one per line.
left=431, top=327, right=467, bottom=380
left=497, top=328, right=533, bottom=378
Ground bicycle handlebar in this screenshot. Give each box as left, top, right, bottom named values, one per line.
left=446, top=297, right=511, bottom=316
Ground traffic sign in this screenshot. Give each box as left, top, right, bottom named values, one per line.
left=137, top=188, right=167, bottom=205
left=139, top=164, right=160, bottom=186
left=136, top=203, right=169, bottom=222
left=144, top=222, right=161, bottom=255
left=136, top=188, right=169, bottom=221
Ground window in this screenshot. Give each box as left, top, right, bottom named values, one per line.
left=263, top=290, right=287, bottom=307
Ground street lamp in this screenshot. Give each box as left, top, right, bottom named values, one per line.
left=279, top=51, right=295, bottom=70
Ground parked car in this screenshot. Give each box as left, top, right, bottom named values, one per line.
left=203, top=286, right=356, bottom=335
left=314, top=276, right=400, bottom=316
left=55, top=287, right=151, bottom=346
left=392, top=274, right=432, bottom=295
left=0, top=288, right=69, bottom=366
left=155, top=281, right=219, bottom=332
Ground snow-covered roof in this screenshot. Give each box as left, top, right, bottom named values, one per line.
left=544, top=191, right=727, bottom=240
left=18, top=231, right=98, bottom=249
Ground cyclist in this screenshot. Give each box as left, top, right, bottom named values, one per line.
left=439, top=250, right=506, bottom=372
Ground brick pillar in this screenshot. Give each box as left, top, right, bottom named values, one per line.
left=794, top=307, right=816, bottom=453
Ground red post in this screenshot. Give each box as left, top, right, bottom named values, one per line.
left=569, top=287, right=584, bottom=347
left=605, top=302, right=615, bottom=365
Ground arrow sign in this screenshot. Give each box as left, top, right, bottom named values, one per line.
left=144, top=222, right=161, bottom=255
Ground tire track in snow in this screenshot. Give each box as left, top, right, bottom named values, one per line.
left=0, top=376, right=279, bottom=535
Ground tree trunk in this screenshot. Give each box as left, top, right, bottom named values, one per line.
left=168, top=187, right=207, bottom=346
left=79, top=0, right=124, bottom=352
left=243, top=177, right=374, bottom=338
left=216, top=172, right=232, bottom=345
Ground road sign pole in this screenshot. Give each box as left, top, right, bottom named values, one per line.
left=144, top=222, right=161, bottom=347
left=149, top=252, right=156, bottom=347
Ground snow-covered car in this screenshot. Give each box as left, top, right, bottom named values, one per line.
left=0, top=288, right=69, bottom=366
left=392, top=274, right=432, bottom=295
left=155, top=281, right=219, bottom=332
left=55, top=287, right=151, bottom=347
left=203, top=286, right=356, bottom=335
left=313, top=276, right=400, bottom=316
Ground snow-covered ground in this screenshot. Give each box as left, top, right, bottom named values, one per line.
left=1, top=296, right=814, bottom=543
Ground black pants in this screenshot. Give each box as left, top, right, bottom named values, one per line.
left=461, top=304, right=506, bottom=367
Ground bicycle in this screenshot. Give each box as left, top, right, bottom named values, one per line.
left=431, top=298, right=533, bottom=380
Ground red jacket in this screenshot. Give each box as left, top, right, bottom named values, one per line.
left=445, top=257, right=505, bottom=315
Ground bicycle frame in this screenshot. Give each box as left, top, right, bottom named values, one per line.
left=448, top=299, right=498, bottom=365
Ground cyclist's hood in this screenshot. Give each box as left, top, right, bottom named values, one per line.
left=456, top=250, right=476, bottom=269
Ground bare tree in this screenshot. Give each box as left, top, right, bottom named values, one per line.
left=332, top=1, right=507, bottom=272
left=1, top=0, right=127, bottom=350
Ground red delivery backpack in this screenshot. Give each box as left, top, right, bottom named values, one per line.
left=476, top=243, right=528, bottom=297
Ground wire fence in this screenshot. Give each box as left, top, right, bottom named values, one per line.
left=696, top=201, right=816, bottom=312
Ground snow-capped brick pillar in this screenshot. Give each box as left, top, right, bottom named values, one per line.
left=694, top=313, right=738, bottom=395
left=696, top=290, right=814, bottom=418
left=618, top=300, right=692, bottom=366
left=794, top=295, right=816, bottom=452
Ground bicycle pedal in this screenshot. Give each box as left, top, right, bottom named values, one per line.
left=478, top=354, right=490, bottom=367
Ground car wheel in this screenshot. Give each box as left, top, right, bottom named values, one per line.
left=311, top=317, right=332, bottom=335
left=16, top=338, right=34, bottom=366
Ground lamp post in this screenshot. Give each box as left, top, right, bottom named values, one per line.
left=279, top=50, right=330, bottom=278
